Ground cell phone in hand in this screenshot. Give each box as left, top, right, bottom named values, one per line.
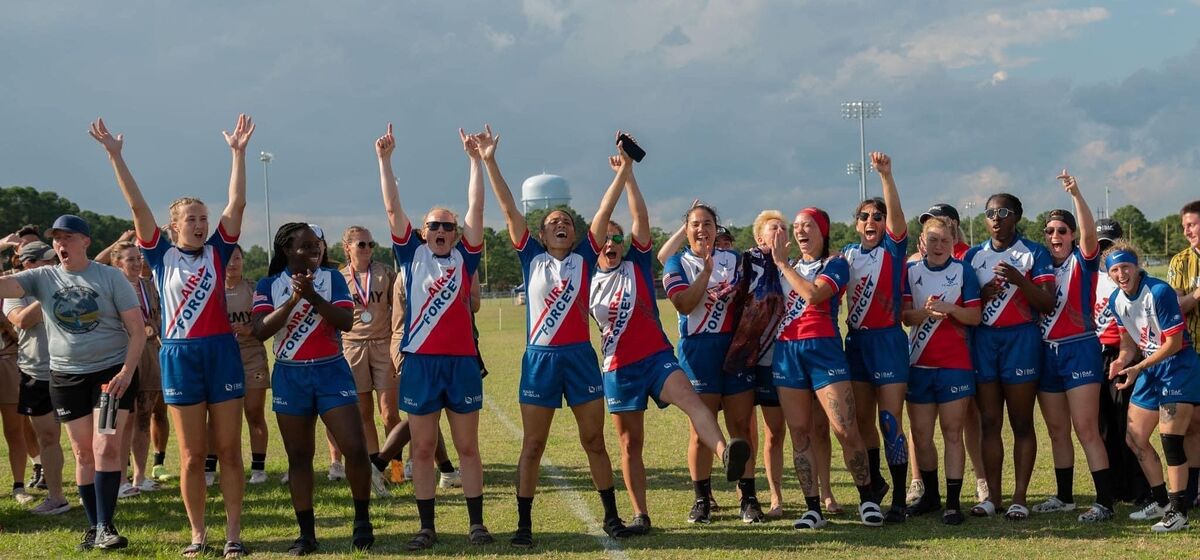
left=617, top=134, right=646, bottom=162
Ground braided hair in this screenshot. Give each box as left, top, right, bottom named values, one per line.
left=268, top=222, right=330, bottom=276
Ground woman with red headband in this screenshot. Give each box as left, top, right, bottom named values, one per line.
left=769, top=207, right=878, bottom=528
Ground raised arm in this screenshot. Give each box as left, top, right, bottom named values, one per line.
left=477, top=128, right=527, bottom=245
left=376, top=124, right=410, bottom=239
left=769, top=229, right=837, bottom=304
left=872, top=152, right=906, bottom=238
left=89, top=119, right=158, bottom=240
left=95, top=230, right=136, bottom=265
left=219, top=114, right=255, bottom=238
left=616, top=137, right=650, bottom=247
left=462, top=127, right=487, bottom=249
left=1060, top=169, right=1097, bottom=256
left=593, top=153, right=632, bottom=246
left=657, top=223, right=687, bottom=265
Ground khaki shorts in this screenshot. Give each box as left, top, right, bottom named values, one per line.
left=138, top=338, right=162, bottom=393
left=344, top=338, right=398, bottom=394
left=0, top=354, right=19, bottom=405
left=241, top=343, right=271, bottom=390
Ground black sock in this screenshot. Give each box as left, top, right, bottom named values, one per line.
left=867, top=448, right=883, bottom=490
left=370, top=455, right=389, bottom=473
left=153, top=451, right=166, bottom=466
left=417, top=498, right=436, bottom=530
left=11, top=482, right=23, bottom=491
left=805, top=495, right=822, bottom=513
left=79, top=483, right=98, bottom=527
left=920, top=469, right=940, bottom=503
left=888, top=462, right=908, bottom=508
left=1169, top=491, right=1189, bottom=515
left=466, top=494, right=484, bottom=526
left=296, top=509, right=316, bottom=539
left=251, top=453, right=266, bottom=472
left=353, top=498, right=370, bottom=523
left=693, top=478, right=711, bottom=501
left=1186, top=467, right=1200, bottom=506
left=438, top=460, right=455, bottom=474
left=856, top=484, right=874, bottom=504
left=946, top=478, right=963, bottom=511
left=737, top=478, right=757, bottom=501
left=1091, top=468, right=1114, bottom=510
left=598, top=487, right=619, bottom=521
left=205, top=454, right=217, bottom=473
left=94, top=470, right=122, bottom=527
left=517, top=496, right=533, bottom=529
left=1054, top=466, right=1074, bottom=503
left=1151, top=483, right=1169, bottom=507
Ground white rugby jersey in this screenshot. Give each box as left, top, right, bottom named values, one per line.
left=253, top=267, right=353, bottom=362
left=1094, top=269, right=1121, bottom=345
left=588, top=240, right=672, bottom=372
left=392, top=224, right=481, bottom=356
left=1039, top=247, right=1099, bottom=342
left=842, top=230, right=908, bottom=330
left=963, top=235, right=1054, bottom=328
left=516, top=230, right=598, bottom=347
left=662, top=248, right=739, bottom=337
left=903, top=258, right=980, bottom=369
left=1108, top=272, right=1192, bottom=356
left=139, top=225, right=236, bottom=339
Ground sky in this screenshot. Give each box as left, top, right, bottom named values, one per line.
left=2, top=0, right=1199, bottom=250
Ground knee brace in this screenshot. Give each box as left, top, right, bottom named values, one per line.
left=1162, top=434, right=1188, bottom=467
left=880, top=411, right=908, bottom=465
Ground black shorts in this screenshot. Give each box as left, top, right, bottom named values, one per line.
left=49, top=365, right=138, bottom=423
left=18, top=372, right=53, bottom=417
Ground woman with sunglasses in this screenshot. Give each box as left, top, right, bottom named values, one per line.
left=1106, top=242, right=1200, bottom=532
left=1031, top=171, right=1114, bottom=522
left=963, top=193, right=1055, bottom=520
left=481, top=131, right=635, bottom=547
left=377, top=123, right=492, bottom=550
left=768, top=207, right=878, bottom=528
left=902, top=216, right=982, bottom=525
left=223, top=245, right=272, bottom=485
left=589, top=140, right=750, bottom=536
left=841, top=152, right=910, bottom=521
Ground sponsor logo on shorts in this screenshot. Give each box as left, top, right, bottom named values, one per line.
left=224, top=382, right=244, bottom=392
left=1164, top=388, right=1183, bottom=396
left=164, top=388, right=183, bottom=397
left=403, top=397, right=417, bottom=406
left=950, top=384, right=970, bottom=394
left=464, top=394, right=482, bottom=404
left=1014, top=368, right=1036, bottom=377
left=588, top=385, right=601, bottom=394
left=521, top=389, right=541, bottom=399
left=827, top=368, right=847, bottom=377
left=664, top=361, right=677, bottom=370
left=340, top=391, right=353, bottom=397
left=55, top=408, right=69, bottom=417
left=606, top=397, right=623, bottom=406
left=273, top=397, right=289, bottom=406
left=1070, top=370, right=1089, bottom=380
left=873, top=370, right=895, bottom=380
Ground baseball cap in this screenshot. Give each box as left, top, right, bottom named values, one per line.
left=18, top=241, right=55, bottom=262
left=1096, top=219, right=1123, bottom=243
left=715, top=226, right=733, bottom=241
left=307, top=224, right=326, bottom=241
left=46, top=215, right=92, bottom=238
left=919, top=204, right=960, bottom=224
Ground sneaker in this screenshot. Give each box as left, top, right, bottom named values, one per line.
left=95, top=524, right=129, bottom=550
left=150, top=464, right=170, bottom=481
left=741, top=496, right=765, bottom=523
left=1129, top=500, right=1167, bottom=521
left=687, top=498, right=712, bottom=524
left=906, top=479, right=925, bottom=505
left=280, top=472, right=290, bottom=484
left=248, top=470, right=268, bottom=485
left=975, top=478, right=990, bottom=503
left=1031, top=496, right=1075, bottom=513
left=721, top=438, right=752, bottom=482
left=137, top=478, right=161, bottom=492
left=117, top=482, right=141, bottom=499
left=370, top=465, right=392, bottom=498
left=12, top=487, right=35, bottom=505
left=204, top=471, right=216, bottom=487
left=77, top=527, right=97, bottom=551
left=439, top=469, right=463, bottom=489
left=1151, top=509, right=1189, bottom=532
left=627, top=513, right=652, bottom=535
left=1078, top=503, right=1113, bottom=523
left=328, top=461, right=347, bottom=481
left=28, top=464, right=44, bottom=490
left=29, top=497, right=70, bottom=515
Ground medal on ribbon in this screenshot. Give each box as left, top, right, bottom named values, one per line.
left=352, top=265, right=374, bottom=324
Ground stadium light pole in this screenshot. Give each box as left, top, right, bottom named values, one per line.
left=842, top=100, right=881, bottom=201
left=962, top=201, right=976, bottom=245
left=260, top=151, right=274, bottom=260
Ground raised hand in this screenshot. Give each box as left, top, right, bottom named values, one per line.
left=615, top=131, right=634, bottom=165
left=870, top=151, right=892, bottom=175
left=769, top=228, right=789, bottom=263
left=88, top=118, right=124, bottom=154
left=222, top=113, right=256, bottom=152
left=475, top=124, right=499, bottom=160
left=608, top=155, right=623, bottom=173
left=291, top=272, right=317, bottom=301
left=1057, top=168, right=1079, bottom=196
left=376, top=123, right=396, bottom=159
left=460, top=128, right=481, bottom=160
left=118, top=230, right=136, bottom=243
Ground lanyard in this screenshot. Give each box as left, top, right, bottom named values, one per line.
left=351, top=263, right=372, bottom=307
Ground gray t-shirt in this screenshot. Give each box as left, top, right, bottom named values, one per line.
left=12, top=262, right=138, bottom=374
left=2, top=296, right=51, bottom=381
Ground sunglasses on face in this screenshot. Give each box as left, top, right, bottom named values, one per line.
left=985, top=207, right=1015, bottom=220
left=354, top=241, right=377, bottom=249
left=856, top=211, right=884, bottom=222
left=425, top=221, right=457, bottom=232
left=606, top=234, right=625, bottom=244
left=1043, top=226, right=1070, bottom=236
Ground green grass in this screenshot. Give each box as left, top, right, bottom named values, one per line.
left=0, top=298, right=1193, bottom=558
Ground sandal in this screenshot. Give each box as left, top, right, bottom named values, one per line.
left=181, top=542, right=207, bottom=558
left=287, top=536, right=318, bottom=556
left=792, top=509, right=828, bottom=530
left=603, top=517, right=634, bottom=539
left=1004, top=503, right=1029, bottom=521
left=468, top=524, right=494, bottom=545
left=351, top=520, right=374, bottom=551
left=859, top=501, right=884, bottom=527
left=510, top=527, right=534, bottom=548
left=406, top=528, right=437, bottom=551
left=942, top=509, right=965, bottom=526
left=970, top=501, right=996, bottom=517
left=223, top=541, right=247, bottom=559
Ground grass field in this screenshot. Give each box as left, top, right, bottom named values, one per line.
left=0, top=297, right=1194, bottom=559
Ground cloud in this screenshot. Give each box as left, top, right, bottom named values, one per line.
left=481, top=23, right=516, bottom=50
left=522, top=0, right=569, bottom=32
left=990, top=70, right=1009, bottom=85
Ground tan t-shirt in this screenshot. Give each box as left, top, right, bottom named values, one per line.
left=224, top=278, right=259, bottom=349
left=342, top=260, right=396, bottom=342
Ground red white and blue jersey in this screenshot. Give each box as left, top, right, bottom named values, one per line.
left=777, top=257, right=850, bottom=341
left=1094, top=269, right=1122, bottom=345
left=1039, top=247, right=1100, bottom=342
left=516, top=230, right=599, bottom=347
left=253, top=267, right=354, bottom=363
left=843, top=229, right=908, bottom=330
left=964, top=236, right=1055, bottom=328
left=662, top=248, right=740, bottom=337
left=139, top=225, right=237, bottom=340
left=588, top=239, right=673, bottom=372
left=903, top=258, right=981, bottom=369
left=1108, top=273, right=1193, bottom=356
left=392, top=224, right=482, bottom=356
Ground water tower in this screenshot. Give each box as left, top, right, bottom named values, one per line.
left=521, top=174, right=571, bottom=214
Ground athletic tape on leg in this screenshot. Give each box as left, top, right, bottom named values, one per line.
left=880, top=411, right=908, bottom=465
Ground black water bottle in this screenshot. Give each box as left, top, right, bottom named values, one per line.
left=97, top=384, right=117, bottom=435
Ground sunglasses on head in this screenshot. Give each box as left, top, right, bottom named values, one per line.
left=354, top=241, right=378, bottom=249
left=856, top=211, right=884, bottom=222
left=985, top=207, right=1015, bottom=220
left=425, top=221, right=457, bottom=232
left=607, top=234, right=625, bottom=244
left=1043, top=226, right=1070, bottom=236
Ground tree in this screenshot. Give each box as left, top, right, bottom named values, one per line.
left=0, top=186, right=133, bottom=257
left=1111, top=205, right=1155, bottom=253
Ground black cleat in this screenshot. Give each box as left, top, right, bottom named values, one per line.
left=77, top=527, right=97, bottom=552
left=722, top=438, right=752, bottom=482
left=628, top=513, right=652, bottom=535
left=94, top=524, right=129, bottom=550
left=688, top=498, right=712, bottom=524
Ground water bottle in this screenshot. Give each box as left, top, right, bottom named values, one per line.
left=97, top=384, right=117, bottom=435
